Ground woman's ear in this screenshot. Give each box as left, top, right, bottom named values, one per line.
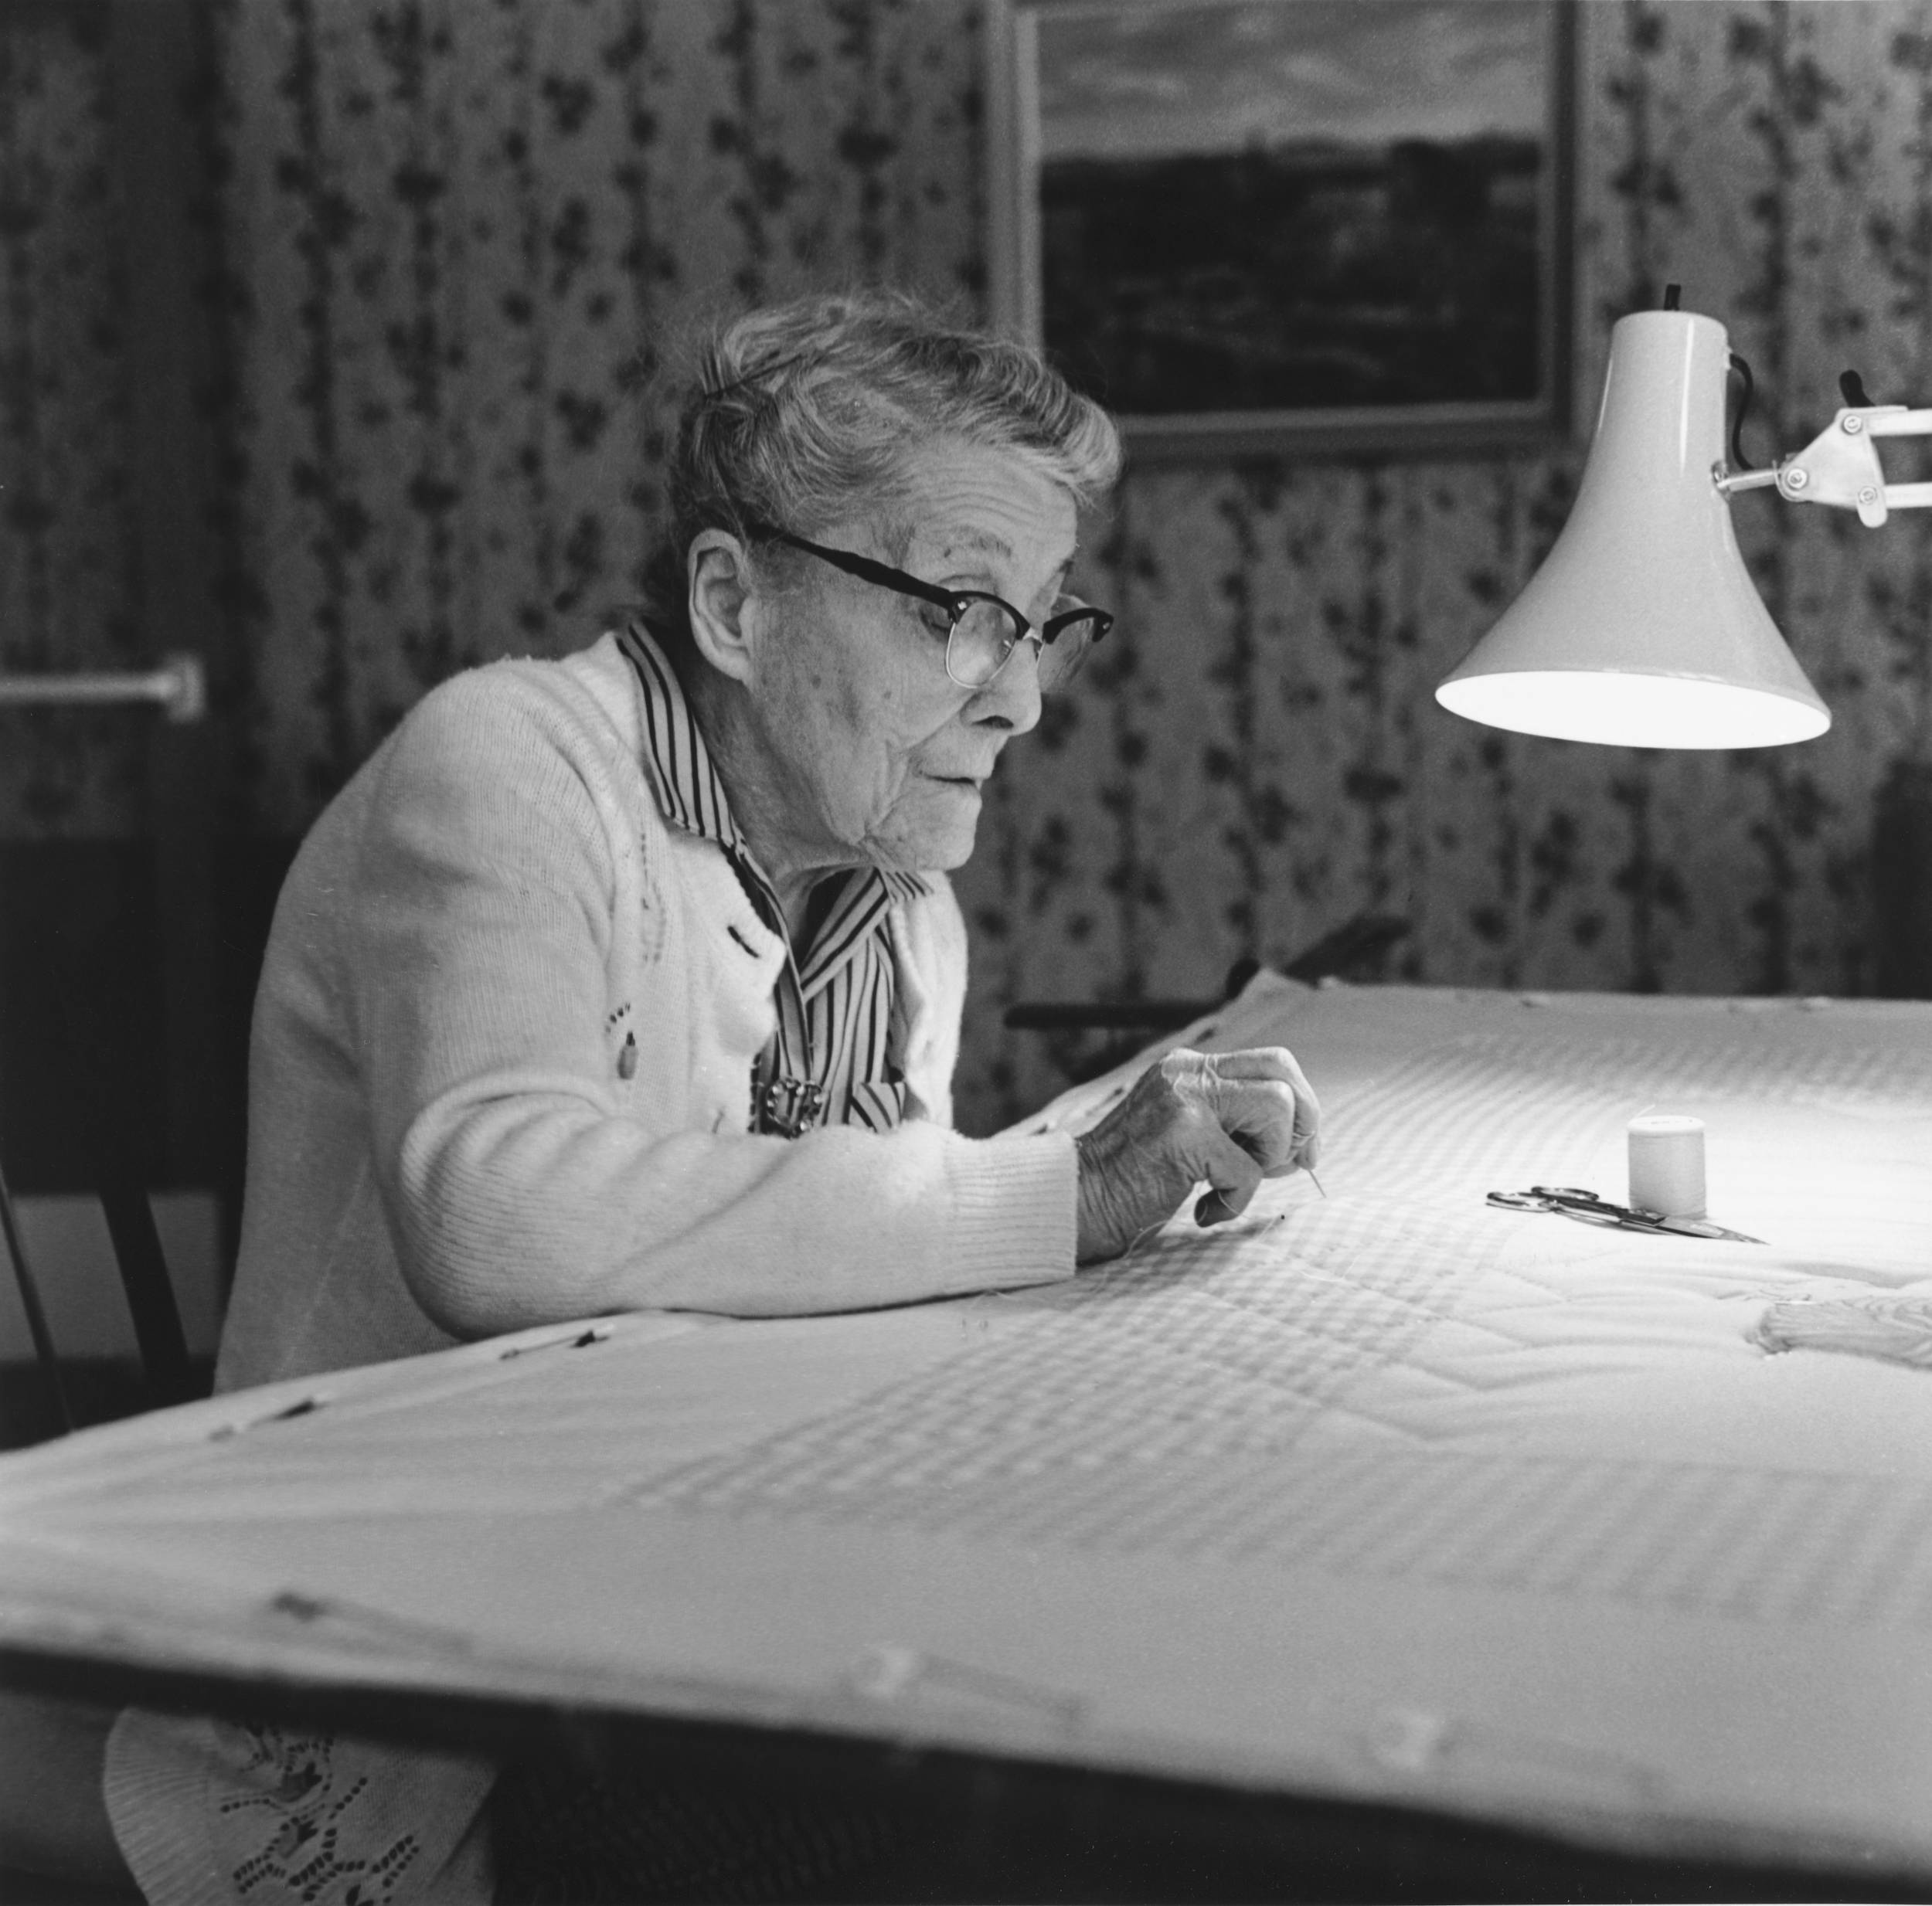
left=686, top=531, right=757, bottom=685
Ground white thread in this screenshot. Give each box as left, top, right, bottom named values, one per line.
left=1628, top=1113, right=1706, bottom=1218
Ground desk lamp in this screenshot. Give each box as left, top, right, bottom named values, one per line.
left=1436, top=288, right=1932, bottom=749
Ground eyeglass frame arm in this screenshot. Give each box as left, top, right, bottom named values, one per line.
left=757, top=528, right=1112, bottom=647
left=1716, top=403, right=1932, bottom=526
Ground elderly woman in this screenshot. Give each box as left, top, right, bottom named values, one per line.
left=93, top=291, right=1318, bottom=1904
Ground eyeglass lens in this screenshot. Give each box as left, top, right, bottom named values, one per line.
left=948, top=600, right=1107, bottom=693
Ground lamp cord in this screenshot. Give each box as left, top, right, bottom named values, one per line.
left=1726, top=352, right=1756, bottom=471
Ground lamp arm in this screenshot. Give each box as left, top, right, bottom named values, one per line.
left=1716, top=403, right=1932, bottom=526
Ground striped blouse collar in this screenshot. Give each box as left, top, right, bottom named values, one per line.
left=617, top=621, right=929, bottom=911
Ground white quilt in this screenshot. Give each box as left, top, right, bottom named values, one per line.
left=2, top=981, right=1929, bottom=1884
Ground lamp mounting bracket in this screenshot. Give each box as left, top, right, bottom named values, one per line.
left=1716, top=402, right=1932, bottom=525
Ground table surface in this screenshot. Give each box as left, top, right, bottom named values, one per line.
left=3, top=980, right=1930, bottom=1896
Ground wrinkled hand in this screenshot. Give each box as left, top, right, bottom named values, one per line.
left=1074, top=1047, right=1321, bottom=1264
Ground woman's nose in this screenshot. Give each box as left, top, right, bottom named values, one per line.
left=968, top=631, right=1044, bottom=732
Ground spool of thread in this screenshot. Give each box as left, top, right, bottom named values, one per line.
left=1628, top=1114, right=1706, bottom=1218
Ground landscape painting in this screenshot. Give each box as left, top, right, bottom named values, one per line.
left=988, top=0, right=1575, bottom=457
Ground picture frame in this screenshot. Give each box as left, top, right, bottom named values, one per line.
left=986, top=0, right=1577, bottom=461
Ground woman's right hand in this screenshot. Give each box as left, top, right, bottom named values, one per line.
left=1073, top=1046, right=1321, bottom=1264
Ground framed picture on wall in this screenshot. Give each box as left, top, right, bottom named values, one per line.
left=986, top=0, right=1577, bottom=460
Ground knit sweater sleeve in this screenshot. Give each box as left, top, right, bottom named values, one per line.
left=343, top=669, right=1076, bottom=1335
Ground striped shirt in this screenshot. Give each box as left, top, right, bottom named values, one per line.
left=618, top=621, right=930, bottom=1136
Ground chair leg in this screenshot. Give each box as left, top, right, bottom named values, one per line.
left=97, top=1178, right=196, bottom=1409
left=0, top=1160, right=73, bottom=1437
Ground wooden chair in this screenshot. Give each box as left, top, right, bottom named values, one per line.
left=1, top=1153, right=202, bottom=1446
left=0, top=1170, right=161, bottom=1894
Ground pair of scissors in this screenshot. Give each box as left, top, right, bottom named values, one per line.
left=1487, top=1186, right=1765, bottom=1245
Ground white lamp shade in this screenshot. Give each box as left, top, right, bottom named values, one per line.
left=1435, top=311, right=1831, bottom=748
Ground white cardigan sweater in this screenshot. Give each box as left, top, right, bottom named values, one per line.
left=106, top=633, right=1077, bottom=1906
left=219, top=630, right=1076, bottom=1391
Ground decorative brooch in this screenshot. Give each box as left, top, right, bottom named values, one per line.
left=760, top=1075, right=825, bottom=1140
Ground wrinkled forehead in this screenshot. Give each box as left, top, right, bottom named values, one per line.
left=869, top=438, right=1080, bottom=579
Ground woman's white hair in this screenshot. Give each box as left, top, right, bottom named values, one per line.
left=640, top=288, right=1121, bottom=657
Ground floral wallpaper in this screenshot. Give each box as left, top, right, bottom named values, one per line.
left=2, top=0, right=1928, bottom=1133
left=0, top=2, right=147, bottom=835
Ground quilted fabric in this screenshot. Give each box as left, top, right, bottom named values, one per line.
left=2, top=984, right=1929, bottom=1883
